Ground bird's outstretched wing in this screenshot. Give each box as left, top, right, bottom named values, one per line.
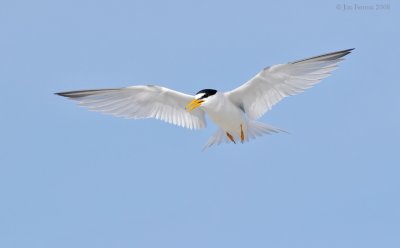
left=56, top=85, right=206, bottom=130
left=226, top=49, right=354, bottom=120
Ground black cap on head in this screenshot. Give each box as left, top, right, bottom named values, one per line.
left=195, top=89, right=217, bottom=99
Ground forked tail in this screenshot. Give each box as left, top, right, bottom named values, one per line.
left=203, top=121, right=286, bottom=150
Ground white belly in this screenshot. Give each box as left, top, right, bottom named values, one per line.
left=202, top=93, right=246, bottom=139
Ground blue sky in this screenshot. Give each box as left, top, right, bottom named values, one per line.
left=1, top=0, right=399, bottom=247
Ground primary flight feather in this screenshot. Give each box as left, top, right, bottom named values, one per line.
left=56, top=48, right=353, bottom=149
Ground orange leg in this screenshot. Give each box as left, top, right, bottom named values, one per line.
left=226, top=132, right=236, bottom=144
left=240, top=124, right=245, bottom=143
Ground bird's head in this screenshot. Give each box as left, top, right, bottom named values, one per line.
left=186, top=89, right=217, bottom=111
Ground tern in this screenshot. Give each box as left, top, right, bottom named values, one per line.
left=56, top=48, right=353, bottom=149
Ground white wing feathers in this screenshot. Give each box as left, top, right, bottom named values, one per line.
left=56, top=85, right=206, bottom=130
left=226, top=49, right=354, bottom=120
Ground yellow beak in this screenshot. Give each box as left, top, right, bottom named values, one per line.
left=185, top=99, right=204, bottom=111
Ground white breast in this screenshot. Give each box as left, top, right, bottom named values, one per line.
left=201, top=93, right=246, bottom=138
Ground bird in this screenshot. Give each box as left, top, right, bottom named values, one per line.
left=56, top=48, right=354, bottom=149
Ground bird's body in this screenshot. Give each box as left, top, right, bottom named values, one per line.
left=56, top=49, right=354, bottom=149
left=202, top=92, right=246, bottom=141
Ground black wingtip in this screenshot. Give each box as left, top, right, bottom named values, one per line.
left=341, top=48, right=355, bottom=54
left=54, top=88, right=120, bottom=98
left=336, top=48, right=354, bottom=52
left=337, top=48, right=355, bottom=57
left=54, top=92, right=66, bottom=97
left=291, top=48, right=355, bottom=64
left=54, top=91, right=77, bottom=98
